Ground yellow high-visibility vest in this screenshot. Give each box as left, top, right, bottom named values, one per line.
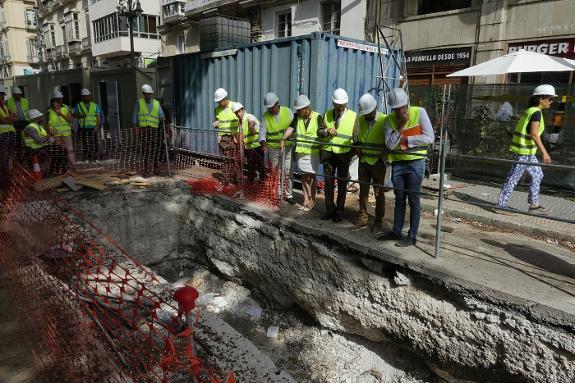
left=322, top=108, right=357, bottom=154
left=137, top=98, right=160, bottom=128
left=295, top=111, right=320, bottom=155
left=510, top=107, right=544, bottom=155
left=0, top=105, right=15, bottom=134
left=386, top=107, right=428, bottom=163
left=263, top=106, right=292, bottom=149
left=48, top=105, right=71, bottom=137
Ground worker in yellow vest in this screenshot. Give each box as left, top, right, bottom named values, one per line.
left=74, top=88, right=103, bottom=163
left=260, top=92, right=295, bottom=204
left=21, top=109, right=57, bottom=173
left=0, top=85, right=18, bottom=197
left=317, top=88, right=357, bottom=223
left=382, top=88, right=434, bottom=247
left=47, top=90, right=75, bottom=171
left=496, top=84, right=555, bottom=213
left=132, top=84, right=166, bottom=175
left=6, top=86, right=29, bottom=161
left=213, top=88, right=240, bottom=184
left=353, top=93, right=387, bottom=234
left=233, top=103, right=265, bottom=182
left=280, top=95, right=323, bottom=212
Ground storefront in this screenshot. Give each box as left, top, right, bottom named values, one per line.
left=507, top=38, right=575, bottom=84
left=405, top=47, right=472, bottom=86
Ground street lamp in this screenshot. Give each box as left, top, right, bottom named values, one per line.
left=117, top=0, right=144, bottom=67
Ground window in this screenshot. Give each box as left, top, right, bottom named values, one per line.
left=93, top=13, right=160, bottom=43
left=277, top=10, right=291, bottom=38
left=322, top=1, right=341, bottom=34
left=27, top=38, right=38, bottom=61
left=45, top=24, right=57, bottom=49
left=417, top=0, right=472, bottom=15
left=163, top=2, right=185, bottom=19
left=25, top=9, right=37, bottom=29
left=176, top=33, right=185, bottom=54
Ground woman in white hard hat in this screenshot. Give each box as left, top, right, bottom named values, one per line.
left=496, top=84, right=555, bottom=213
left=47, top=90, right=75, bottom=171
left=280, top=95, right=323, bottom=212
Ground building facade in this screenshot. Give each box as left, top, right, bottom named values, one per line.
left=160, top=0, right=366, bottom=56
left=89, top=0, right=161, bottom=68
left=370, top=0, right=575, bottom=85
left=35, top=0, right=92, bottom=72
left=0, top=0, right=39, bottom=79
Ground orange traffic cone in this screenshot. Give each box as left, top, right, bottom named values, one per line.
left=31, top=154, right=43, bottom=182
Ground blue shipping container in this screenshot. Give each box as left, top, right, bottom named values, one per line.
left=162, top=32, right=400, bottom=154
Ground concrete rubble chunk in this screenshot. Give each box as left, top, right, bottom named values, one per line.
left=393, top=271, right=412, bottom=286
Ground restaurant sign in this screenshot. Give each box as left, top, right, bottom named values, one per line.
left=508, top=39, right=575, bottom=58
left=405, top=47, right=472, bottom=67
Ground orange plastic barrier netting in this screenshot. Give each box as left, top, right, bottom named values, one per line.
left=0, top=165, right=235, bottom=382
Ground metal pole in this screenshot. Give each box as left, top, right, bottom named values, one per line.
left=128, top=0, right=135, bottom=67
left=279, top=147, right=285, bottom=208
left=162, top=121, right=172, bottom=177
left=434, top=84, right=448, bottom=258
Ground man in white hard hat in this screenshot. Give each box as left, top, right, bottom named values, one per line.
left=381, top=88, right=434, bottom=247
left=496, top=84, right=556, bottom=213
left=22, top=109, right=57, bottom=173
left=132, top=84, right=166, bottom=175
left=46, top=89, right=75, bottom=171
left=73, top=88, right=103, bottom=162
left=213, top=88, right=240, bottom=184
left=352, top=93, right=387, bottom=234
left=260, top=92, right=295, bottom=204
left=233, top=103, right=264, bottom=182
left=280, top=94, right=324, bottom=212
left=317, top=88, right=356, bottom=223
left=0, top=84, right=18, bottom=197
left=6, top=86, right=29, bottom=160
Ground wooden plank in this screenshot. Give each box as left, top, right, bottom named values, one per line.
left=76, top=179, right=107, bottom=191
left=33, top=176, right=66, bottom=192
left=63, top=176, right=83, bottom=192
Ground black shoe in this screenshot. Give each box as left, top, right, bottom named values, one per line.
left=285, top=197, right=295, bottom=205
left=321, top=213, right=334, bottom=221
left=378, top=231, right=403, bottom=241
left=332, top=213, right=342, bottom=223
left=395, top=238, right=416, bottom=247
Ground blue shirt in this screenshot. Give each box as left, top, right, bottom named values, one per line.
left=131, top=100, right=165, bottom=125
left=74, top=102, right=104, bottom=129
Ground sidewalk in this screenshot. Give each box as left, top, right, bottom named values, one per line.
left=415, top=179, right=575, bottom=244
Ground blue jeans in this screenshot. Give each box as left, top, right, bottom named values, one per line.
left=0, top=131, right=16, bottom=191
left=392, top=159, right=425, bottom=240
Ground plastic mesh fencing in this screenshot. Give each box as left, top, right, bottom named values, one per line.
left=0, top=165, right=235, bottom=383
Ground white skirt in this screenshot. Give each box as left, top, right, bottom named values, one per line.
left=297, top=154, right=320, bottom=175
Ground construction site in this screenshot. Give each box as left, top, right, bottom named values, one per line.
left=1, top=32, right=575, bottom=383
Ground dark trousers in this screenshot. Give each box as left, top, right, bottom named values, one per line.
left=391, top=159, right=425, bottom=240
left=218, top=135, right=240, bottom=184
left=0, top=131, right=16, bottom=191
left=14, top=121, right=28, bottom=162
left=358, top=160, right=387, bottom=223
left=245, top=147, right=265, bottom=181
left=79, top=128, right=99, bottom=162
left=322, top=150, right=352, bottom=214
left=22, top=146, right=65, bottom=176
left=141, top=127, right=164, bottom=175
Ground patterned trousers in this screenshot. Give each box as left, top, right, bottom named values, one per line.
left=497, top=154, right=544, bottom=207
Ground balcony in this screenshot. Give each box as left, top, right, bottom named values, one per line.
left=163, top=1, right=187, bottom=23
left=55, top=45, right=68, bottom=58
left=82, top=37, right=91, bottom=51
left=68, top=41, right=82, bottom=55
left=27, top=55, right=40, bottom=63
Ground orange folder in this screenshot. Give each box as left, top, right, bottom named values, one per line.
left=400, top=124, right=422, bottom=150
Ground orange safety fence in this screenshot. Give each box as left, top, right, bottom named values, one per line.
left=0, top=164, right=235, bottom=382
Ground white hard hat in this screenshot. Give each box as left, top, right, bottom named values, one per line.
left=263, top=92, right=279, bottom=108
left=293, top=94, right=311, bottom=110
left=332, top=88, right=349, bottom=105
left=12, top=86, right=22, bottom=95
left=387, top=88, right=409, bottom=109
left=0, top=85, right=5, bottom=93
left=141, top=84, right=154, bottom=94
left=28, top=109, right=43, bottom=120
left=52, top=90, right=63, bottom=99
left=358, top=94, right=377, bottom=116
left=232, top=102, right=244, bottom=113
left=80, top=88, right=91, bottom=96
left=214, top=88, right=228, bottom=102
left=532, top=84, right=557, bottom=97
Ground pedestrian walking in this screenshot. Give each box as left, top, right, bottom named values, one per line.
left=47, top=90, right=76, bottom=172
left=353, top=93, right=387, bottom=234
left=381, top=88, right=434, bottom=247
left=132, top=84, right=166, bottom=175
left=317, top=88, right=356, bottom=223
left=260, top=92, right=295, bottom=204
left=6, top=86, right=29, bottom=161
left=496, top=84, right=556, bottom=213
left=281, top=95, right=323, bottom=212
left=213, top=88, right=240, bottom=184
left=74, top=88, right=103, bottom=162
left=0, top=85, right=17, bottom=199
left=233, top=103, right=265, bottom=182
